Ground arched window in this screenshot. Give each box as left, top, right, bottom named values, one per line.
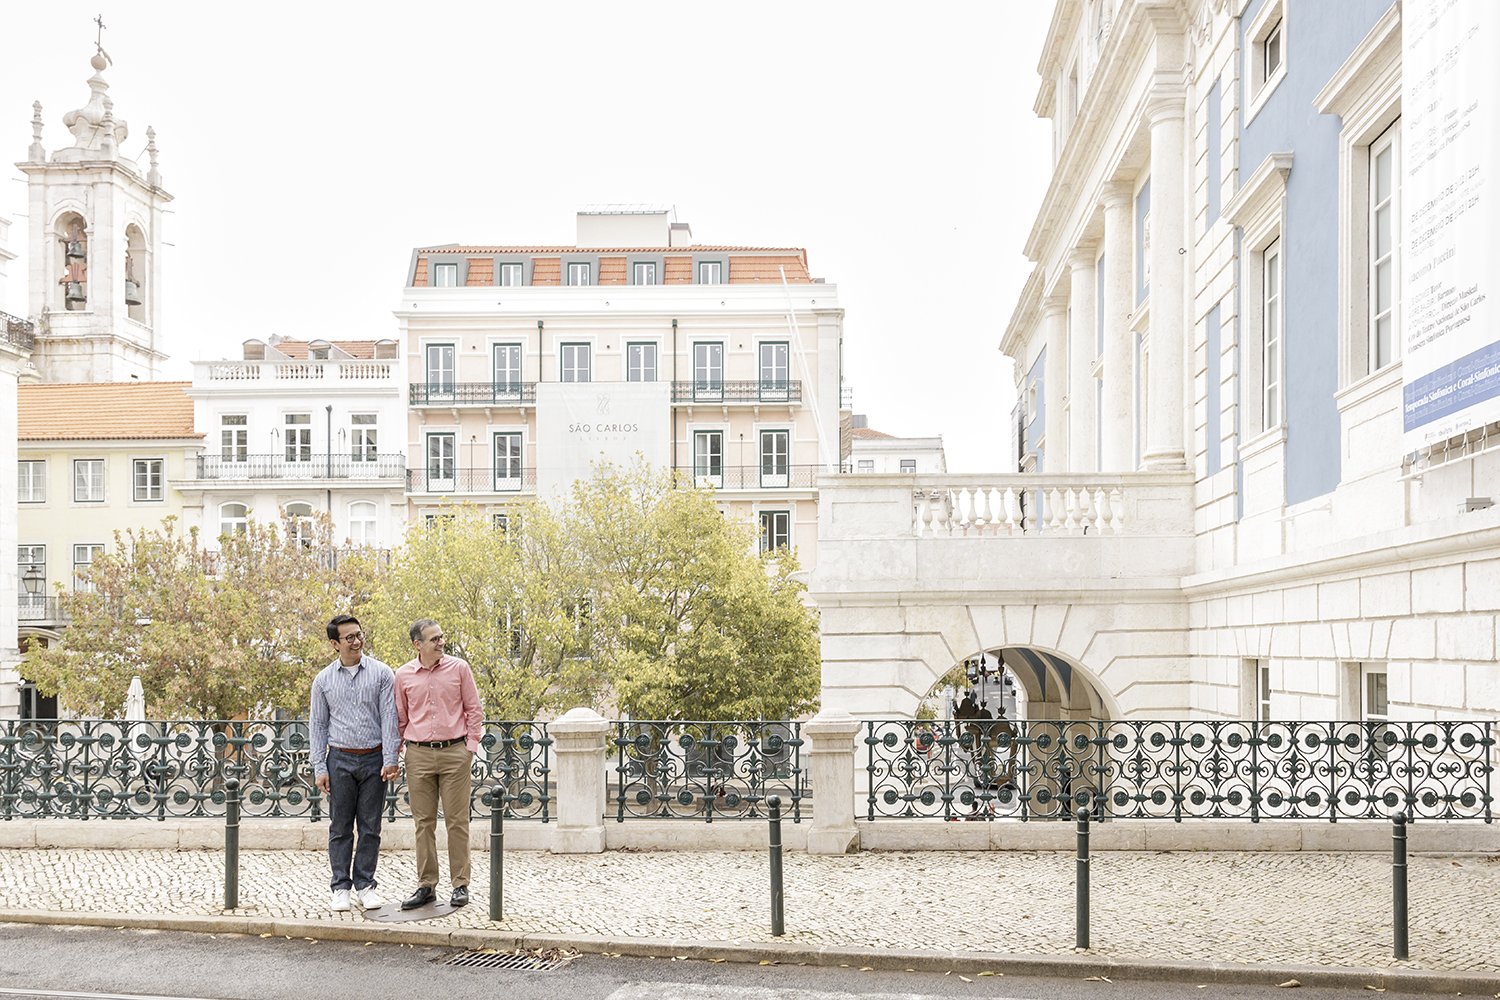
left=125, top=224, right=148, bottom=323
left=347, top=501, right=377, bottom=547
left=55, top=212, right=89, bottom=312
left=219, top=502, right=249, bottom=537
left=284, top=502, right=315, bottom=548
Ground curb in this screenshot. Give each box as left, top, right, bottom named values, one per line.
left=3, top=908, right=1499, bottom=995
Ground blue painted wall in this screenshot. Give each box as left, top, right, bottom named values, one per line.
left=1238, top=0, right=1392, bottom=505
left=1134, top=180, right=1151, bottom=305
left=1207, top=303, right=1222, bottom=475
left=1026, top=349, right=1046, bottom=469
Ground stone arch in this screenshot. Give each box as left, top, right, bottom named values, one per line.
left=53, top=209, right=90, bottom=311
left=125, top=222, right=148, bottom=322
left=916, top=644, right=1119, bottom=722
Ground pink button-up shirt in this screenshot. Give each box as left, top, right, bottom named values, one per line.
left=395, top=654, right=484, bottom=753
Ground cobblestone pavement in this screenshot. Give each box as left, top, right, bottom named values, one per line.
left=0, top=848, right=1497, bottom=972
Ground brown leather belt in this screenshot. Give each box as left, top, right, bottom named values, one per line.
left=332, top=745, right=382, bottom=755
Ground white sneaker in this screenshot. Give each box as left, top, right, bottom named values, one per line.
left=330, top=888, right=352, bottom=912
left=356, top=886, right=385, bottom=909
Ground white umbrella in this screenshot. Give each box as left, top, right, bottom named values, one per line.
left=124, top=676, right=146, bottom=721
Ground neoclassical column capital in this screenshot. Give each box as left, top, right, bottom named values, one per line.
left=1143, top=84, right=1188, bottom=127
left=1040, top=292, right=1070, bottom=318
left=1099, top=180, right=1134, bottom=210
left=1066, top=246, right=1099, bottom=272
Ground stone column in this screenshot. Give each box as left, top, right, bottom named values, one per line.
left=549, top=706, right=610, bottom=853
left=803, top=710, right=862, bottom=854
left=1067, top=248, right=1099, bottom=473
left=1099, top=182, right=1135, bottom=472
left=1143, top=101, right=1188, bottom=470
left=1041, top=296, right=1070, bottom=473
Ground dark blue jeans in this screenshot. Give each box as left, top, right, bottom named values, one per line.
left=327, top=748, right=386, bottom=891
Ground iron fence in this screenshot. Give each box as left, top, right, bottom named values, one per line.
left=195, top=454, right=406, bottom=480
left=669, top=380, right=803, bottom=403
left=0, top=719, right=550, bottom=822
left=409, top=382, right=538, bottom=406
left=613, top=721, right=806, bottom=822
left=1, top=310, right=36, bottom=352
left=406, top=467, right=537, bottom=493
left=865, top=719, right=1495, bottom=822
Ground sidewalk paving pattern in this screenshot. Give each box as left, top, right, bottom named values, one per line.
left=0, top=848, right=1497, bottom=973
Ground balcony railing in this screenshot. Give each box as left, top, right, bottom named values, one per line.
left=17, top=596, right=68, bottom=625
left=908, top=473, right=1196, bottom=537
left=410, top=382, right=538, bottom=406
left=2, top=310, right=36, bottom=353
left=406, top=467, right=537, bottom=494
left=199, top=360, right=398, bottom=382
left=671, top=380, right=802, bottom=403
left=195, top=454, right=406, bottom=481
left=673, top=464, right=825, bottom=490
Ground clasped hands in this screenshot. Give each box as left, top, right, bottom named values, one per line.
left=315, top=765, right=401, bottom=794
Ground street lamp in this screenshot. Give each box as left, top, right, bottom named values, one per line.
left=21, top=565, right=43, bottom=596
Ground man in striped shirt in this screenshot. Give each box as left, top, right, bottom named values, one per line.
left=310, top=614, right=400, bottom=913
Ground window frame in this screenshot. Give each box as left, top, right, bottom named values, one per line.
left=424, top=343, right=457, bottom=396
left=347, top=500, right=378, bottom=547
left=284, top=412, right=313, bottom=463
left=697, top=260, right=724, bottom=285
left=899, top=458, right=918, bottom=473
left=1261, top=238, right=1283, bottom=433
left=759, top=429, right=790, bottom=487
left=626, top=341, right=658, bottom=382
left=692, top=429, right=724, bottom=487
left=559, top=342, right=592, bottom=383
left=432, top=262, right=459, bottom=287
left=497, top=261, right=525, bottom=287
left=18, top=459, right=46, bottom=503
left=425, top=432, right=456, bottom=491
left=132, top=457, right=165, bottom=502
left=566, top=261, right=592, bottom=287
left=758, top=509, right=791, bottom=553
left=219, top=502, right=249, bottom=538
left=72, top=542, right=104, bottom=592
left=493, top=431, right=523, bottom=492
left=350, top=413, right=379, bottom=463
left=73, top=458, right=105, bottom=503
left=759, top=341, right=790, bottom=400
left=1367, top=120, right=1401, bottom=375
left=492, top=342, right=524, bottom=395
left=692, top=341, right=724, bottom=400
left=1244, top=0, right=1288, bottom=124
left=220, top=414, right=248, bottom=463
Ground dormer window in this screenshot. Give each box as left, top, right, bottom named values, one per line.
left=632, top=262, right=658, bottom=285
left=498, top=262, right=525, bottom=287
left=374, top=339, right=398, bottom=360
left=433, top=262, right=458, bottom=287
left=567, top=262, right=592, bottom=286
left=697, top=260, right=723, bottom=285
left=308, top=341, right=330, bottom=361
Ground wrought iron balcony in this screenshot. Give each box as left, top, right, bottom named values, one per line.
left=410, top=382, right=538, bottom=406
left=1, top=311, right=36, bottom=353
left=17, top=595, right=68, bottom=625
left=673, top=464, right=825, bottom=490
left=670, top=380, right=802, bottom=403
left=406, top=467, right=537, bottom=494
left=195, top=454, right=406, bottom=481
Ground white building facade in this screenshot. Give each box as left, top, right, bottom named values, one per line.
left=849, top=419, right=947, bottom=475
left=811, top=0, right=1500, bottom=728
left=0, top=214, right=35, bottom=718
left=180, top=338, right=408, bottom=550
left=398, top=208, right=849, bottom=565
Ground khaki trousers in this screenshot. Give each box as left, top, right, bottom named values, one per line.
left=405, top=742, right=473, bottom=888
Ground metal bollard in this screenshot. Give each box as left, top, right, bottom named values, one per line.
left=1075, top=806, right=1090, bottom=950
left=1392, top=811, right=1408, bottom=960
left=489, top=784, right=505, bottom=921
left=767, top=794, right=784, bottom=937
left=224, top=778, right=240, bottom=911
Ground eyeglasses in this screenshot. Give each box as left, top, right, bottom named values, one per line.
left=338, top=632, right=364, bottom=643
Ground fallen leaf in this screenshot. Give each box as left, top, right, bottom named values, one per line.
left=1278, top=980, right=1302, bottom=989
left=259, top=933, right=273, bottom=939
left=959, top=976, right=973, bottom=983
left=1362, top=988, right=1385, bottom=993
left=859, top=967, right=873, bottom=972
left=1084, top=975, right=1113, bottom=983
left=676, top=955, right=689, bottom=961
left=759, top=960, right=772, bottom=966
left=709, top=959, right=725, bottom=964
left=978, top=971, right=995, bottom=977
left=363, top=942, right=373, bottom=946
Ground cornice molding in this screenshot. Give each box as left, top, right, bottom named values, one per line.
left=1313, top=2, right=1401, bottom=117
left=1222, top=151, right=1293, bottom=228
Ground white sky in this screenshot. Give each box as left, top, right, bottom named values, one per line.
left=0, top=2, right=1054, bottom=472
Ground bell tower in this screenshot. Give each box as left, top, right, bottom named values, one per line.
left=17, top=33, right=172, bottom=383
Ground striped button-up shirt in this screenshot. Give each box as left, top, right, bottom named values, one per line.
left=309, top=654, right=400, bottom=778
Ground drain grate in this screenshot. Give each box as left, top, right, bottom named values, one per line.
left=439, top=949, right=570, bottom=971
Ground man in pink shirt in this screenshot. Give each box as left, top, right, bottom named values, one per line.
left=395, top=618, right=484, bottom=909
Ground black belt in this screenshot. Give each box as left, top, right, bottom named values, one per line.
left=406, top=736, right=466, bottom=749
left=332, top=746, right=382, bottom=755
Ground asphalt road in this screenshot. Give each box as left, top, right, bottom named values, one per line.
left=0, top=923, right=1430, bottom=1000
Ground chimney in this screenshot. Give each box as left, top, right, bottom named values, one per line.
left=669, top=222, right=694, bottom=248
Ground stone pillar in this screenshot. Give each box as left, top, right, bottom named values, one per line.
left=1143, top=101, right=1188, bottom=470
left=803, top=710, right=861, bottom=854
left=1099, top=182, right=1135, bottom=472
left=1041, top=296, right=1070, bottom=473
left=549, top=706, right=610, bottom=853
left=1067, top=248, right=1099, bottom=473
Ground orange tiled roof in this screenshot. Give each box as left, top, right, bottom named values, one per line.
left=850, top=426, right=896, bottom=440
left=411, top=246, right=814, bottom=285
left=18, top=381, right=202, bottom=441
left=268, top=340, right=384, bottom=360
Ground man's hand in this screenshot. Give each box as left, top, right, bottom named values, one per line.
left=380, top=765, right=400, bottom=781
left=315, top=774, right=330, bottom=794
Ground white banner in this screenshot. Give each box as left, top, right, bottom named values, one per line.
left=534, top=382, right=671, bottom=501
left=1403, top=0, right=1500, bottom=449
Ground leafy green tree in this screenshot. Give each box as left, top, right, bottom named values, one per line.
left=358, top=506, right=603, bottom=720
left=23, top=514, right=371, bottom=719
left=563, top=462, right=822, bottom=721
